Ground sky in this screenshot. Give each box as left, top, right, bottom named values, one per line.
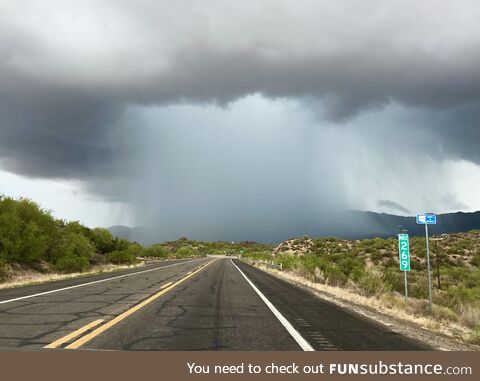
left=1, top=0, right=480, bottom=242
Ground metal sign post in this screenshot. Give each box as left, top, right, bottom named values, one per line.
left=425, top=223, right=432, bottom=311
left=416, top=213, right=436, bottom=312
left=398, top=233, right=410, bottom=301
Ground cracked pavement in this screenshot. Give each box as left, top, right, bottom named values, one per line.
left=0, top=258, right=207, bottom=349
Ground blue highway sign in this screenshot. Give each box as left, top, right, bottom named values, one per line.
left=416, top=214, right=436, bottom=225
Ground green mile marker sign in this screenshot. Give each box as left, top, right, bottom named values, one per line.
left=398, top=233, right=411, bottom=271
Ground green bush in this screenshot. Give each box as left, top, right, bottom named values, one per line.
left=432, top=304, right=459, bottom=322
left=55, top=255, right=90, bottom=273
left=274, top=253, right=298, bottom=270
left=106, top=250, right=137, bottom=265
left=175, top=246, right=195, bottom=258
left=89, top=228, right=116, bottom=254
left=0, top=196, right=57, bottom=265
left=0, top=195, right=151, bottom=275
left=53, top=232, right=93, bottom=272
left=408, top=279, right=429, bottom=299
left=357, top=270, right=391, bottom=297
left=337, top=256, right=364, bottom=277
left=113, top=238, right=132, bottom=251
left=141, top=244, right=169, bottom=258
left=242, top=251, right=272, bottom=261
left=350, top=265, right=365, bottom=282
left=64, top=221, right=91, bottom=236
left=446, top=285, right=480, bottom=306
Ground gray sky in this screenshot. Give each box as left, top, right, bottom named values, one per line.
left=1, top=0, right=480, bottom=241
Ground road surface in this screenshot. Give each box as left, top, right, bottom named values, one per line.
left=0, top=258, right=431, bottom=351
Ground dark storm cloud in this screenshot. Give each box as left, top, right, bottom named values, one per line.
left=2, top=0, right=480, bottom=179
left=0, top=0, right=480, bottom=235
left=434, top=102, right=480, bottom=164
left=0, top=87, right=122, bottom=179
left=377, top=200, right=411, bottom=215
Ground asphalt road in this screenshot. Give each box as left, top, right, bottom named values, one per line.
left=0, top=258, right=431, bottom=351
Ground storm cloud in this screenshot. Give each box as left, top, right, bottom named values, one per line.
left=1, top=0, right=480, bottom=241
left=377, top=200, right=411, bottom=215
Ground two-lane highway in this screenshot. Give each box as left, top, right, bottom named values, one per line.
left=0, top=258, right=431, bottom=351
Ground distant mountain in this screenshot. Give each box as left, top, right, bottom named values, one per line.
left=108, top=210, right=480, bottom=244
left=107, top=225, right=149, bottom=243
left=339, top=210, right=480, bottom=239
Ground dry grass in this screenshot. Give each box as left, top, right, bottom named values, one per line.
left=458, top=304, right=480, bottom=328
left=257, top=264, right=478, bottom=346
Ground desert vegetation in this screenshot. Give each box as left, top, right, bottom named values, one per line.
left=0, top=196, right=207, bottom=281
left=139, top=237, right=273, bottom=259
left=242, top=232, right=480, bottom=344
left=0, top=195, right=144, bottom=278
left=0, top=195, right=271, bottom=283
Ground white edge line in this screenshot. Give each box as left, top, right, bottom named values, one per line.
left=0, top=258, right=204, bottom=305
left=230, top=259, right=314, bottom=351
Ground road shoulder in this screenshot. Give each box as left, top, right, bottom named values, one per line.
left=244, top=261, right=480, bottom=351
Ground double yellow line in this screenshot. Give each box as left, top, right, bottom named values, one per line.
left=44, top=261, right=213, bottom=350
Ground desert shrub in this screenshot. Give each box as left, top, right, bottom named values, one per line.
left=382, top=268, right=405, bottom=293
left=432, top=304, right=459, bottom=322
left=380, top=293, right=407, bottom=309
left=370, top=250, right=385, bottom=263
left=113, top=238, right=132, bottom=251
left=469, top=326, right=480, bottom=345
left=141, top=244, right=169, bottom=258
left=175, top=246, right=196, bottom=258
left=60, top=232, right=93, bottom=257
left=0, top=263, right=8, bottom=281
left=54, top=232, right=93, bottom=272
left=128, top=242, right=143, bottom=256
left=337, top=256, right=364, bottom=278
left=243, top=251, right=272, bottom=261
left=462, top=269, right=480, bottom=288
left=64, top=221, right=91, bottom=236
left=471, top=253, right=480, bottom=267
left=408, top=277, right=429, bottom=299
left=357, top=270, right=391, bottom=297
left=89, top=228, right=116, bottom=254
left=89, top=252, right=108, bottom=266
left=410, top=260, right=425, bottom=271
left=349, top=265, right=365, bottom=282
left=446, top=285, right=480, bottom=306
left=0, top=196, right=57, bottom=265
left=457, top=305, right=480, bottom=328
left=106, top=250, right=137, bottom=265
left=0, top=195, right=147, bottom=276
left=274, top=253, right=298, bottom=270
left=55, top=255, right=90, bottom=273
left=300, top=254, right=326, bottom=273
left=326, top=267, right=348, bottom=286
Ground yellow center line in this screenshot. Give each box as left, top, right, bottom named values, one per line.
left=160, top=281, right=173, bottom=289
left=65, top=261, right=214, bottom=350
left=44, top=319, right=105, bottom=349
